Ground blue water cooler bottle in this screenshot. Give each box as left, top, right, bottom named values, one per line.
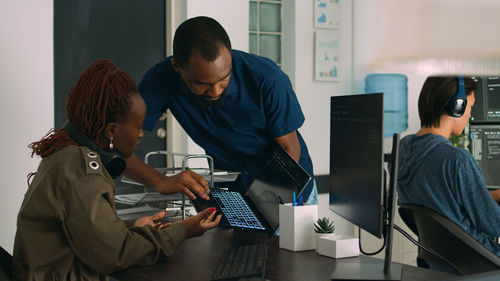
left=365, top=74, right=408, bottom=137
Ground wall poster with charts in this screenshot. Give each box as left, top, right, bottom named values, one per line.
left=314, top=0, right=341, bottom=29
left=315, top=31, right=340, bottom=82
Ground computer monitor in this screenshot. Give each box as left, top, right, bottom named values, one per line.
left=470, top=124, right=500, bottom=189
left=329, top=93, right=384, bottom=238
left=468, top=76, right=500, bottom=190
left=470, top=76, right=500, bottom=123
left=329, top=93, right=401, bottom=280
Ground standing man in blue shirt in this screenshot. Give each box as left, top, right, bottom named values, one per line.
left=123, top=16, right=317, bottom=204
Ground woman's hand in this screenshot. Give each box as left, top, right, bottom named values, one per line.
left=179, top=207, right=222, bottom=238
left=133, top=211, right=167, bottom=229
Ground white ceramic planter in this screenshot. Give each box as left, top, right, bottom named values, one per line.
left=317, top=235, right=360, bottom=258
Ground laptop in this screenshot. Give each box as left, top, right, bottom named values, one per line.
left=191, top=145, right=311, bottom=233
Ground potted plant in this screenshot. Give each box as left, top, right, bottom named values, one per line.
left=313, top=217, right=337, bottom=252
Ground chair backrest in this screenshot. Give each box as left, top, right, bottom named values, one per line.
left=398, top=204, right=500, bottom=275
left=398, top=206, right=419, bottom=236
left=0, top=246, right=12, bottom=281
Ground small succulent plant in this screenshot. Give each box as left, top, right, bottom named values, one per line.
left=313, top=217, right=335, bottom=234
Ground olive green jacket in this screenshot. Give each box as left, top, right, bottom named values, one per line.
left=12, top=145, right=187, bottom=281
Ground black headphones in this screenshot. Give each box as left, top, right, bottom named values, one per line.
left=447, top=77, right=467, bottom=117
left=62, top=120, right=126, bottom=179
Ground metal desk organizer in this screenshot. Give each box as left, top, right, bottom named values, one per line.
left=118, top=151, right=239, bottom=220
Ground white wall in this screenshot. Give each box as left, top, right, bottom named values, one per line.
left=186, top=0, right=249, bottom=51
left=0, top=0, right=54, bottom=253
left=351, top=0, right=439, bottom=266
left=282, top=0, right=355, bottom=237
left=286, top=0, right=353, bottom=176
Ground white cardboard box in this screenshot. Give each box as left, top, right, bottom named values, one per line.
left=279, top=203, right=318, bottom=251
left=317, top=235, right=360, bottom=258
left=315, top=233, right=340, bottom=252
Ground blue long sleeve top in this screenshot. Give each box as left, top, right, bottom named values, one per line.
left=397, top=133, right=500, bottom=255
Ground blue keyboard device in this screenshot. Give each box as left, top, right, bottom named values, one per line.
left=211, top=189, right=266, bottom=231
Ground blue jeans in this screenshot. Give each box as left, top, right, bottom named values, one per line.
left=305, top=180, right=318, bottom=205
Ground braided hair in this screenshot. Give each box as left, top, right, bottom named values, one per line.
left=28, top=59, right=138, bottom=181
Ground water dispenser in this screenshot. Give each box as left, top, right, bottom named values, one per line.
left=365, top=74, right=408, bottom=137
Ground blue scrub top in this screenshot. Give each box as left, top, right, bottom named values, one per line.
left=138, top=50, right=314, bottom=199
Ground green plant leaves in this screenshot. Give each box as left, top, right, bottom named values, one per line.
left=313, top=217, right=335, bottom=233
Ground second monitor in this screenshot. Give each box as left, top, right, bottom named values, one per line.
left=329, top=93, right=385, bottom=238
left=470, top=124, right=500, bottom=189
left=329, top=92, right=401, bottom=280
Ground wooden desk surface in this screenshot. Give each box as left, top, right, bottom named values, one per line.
left=111, top=227, right=341, bottom=281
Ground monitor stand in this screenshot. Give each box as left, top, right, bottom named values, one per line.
left=330, top=256, right=402, bottom=280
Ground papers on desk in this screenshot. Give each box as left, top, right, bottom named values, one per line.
left=120, top=168, right=240, bottom=186
left=115, top=204, right=195, bottom=221
left=115, top=193, right=147, bottom=205
left=116, top=205, right=158, bottom=216
left=115, top=192, right=183, bottom=205
left=116, top=205, right=164, bottom=221
left=165, top=169, right=228, bottom=176
left=165, top=169, right=239, bottom=184
left=163, top=168, right=239, bottom=182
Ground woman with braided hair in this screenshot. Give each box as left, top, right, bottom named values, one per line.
left=12, top=59, right=221, bottom=281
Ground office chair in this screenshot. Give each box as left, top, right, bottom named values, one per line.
left=398, top=204, right=500, bottom=275
left=0, top=246, right=12, bottom=281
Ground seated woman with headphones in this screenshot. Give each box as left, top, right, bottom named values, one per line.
left=12, top=59, right=221, bottom=281
left=397, top=76, right=500, bottom=271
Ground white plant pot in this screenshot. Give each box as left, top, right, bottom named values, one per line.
left=314, top=232, right=339, bottom=252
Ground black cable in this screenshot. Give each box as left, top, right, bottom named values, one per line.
left=358, top=226, right=387, bottom=256
left=358, top=204, right=390, bottom=256
left=393, top=224, right=461, bottom=274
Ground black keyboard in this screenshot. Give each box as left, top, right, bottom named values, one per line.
left=211, top=243, right=268, bottom=281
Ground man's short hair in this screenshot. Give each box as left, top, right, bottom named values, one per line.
left=418, top=76, right=478, bottom=127
left=173, top=16, right=232, bottom=67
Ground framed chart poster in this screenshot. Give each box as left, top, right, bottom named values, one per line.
left=314, top=0, right=341, bottom=29
left=315, top=31, right=340, bottom=82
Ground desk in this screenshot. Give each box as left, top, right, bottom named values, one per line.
left=112, top=227, right=334, bottom=281
left=111, top=228, right=449, bottom=281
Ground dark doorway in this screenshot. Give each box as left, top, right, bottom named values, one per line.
left=54, top=0, right=167, bottom=170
